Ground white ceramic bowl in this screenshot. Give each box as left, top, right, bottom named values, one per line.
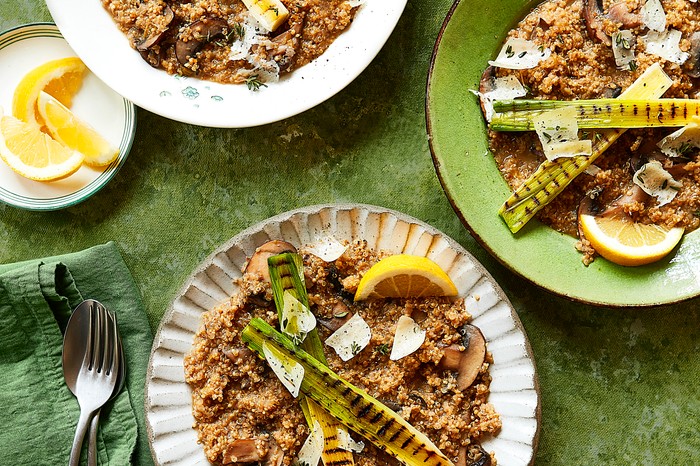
left=46, top=1, right=407, bottom=128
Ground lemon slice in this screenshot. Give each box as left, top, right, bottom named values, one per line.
left=0, top=110, right=84, bottom=181
left=579, top=214, right=684, bottom=266
left=354, top=254, right=458, bottom=300
left=12, top=57, right=87, bottom=126
left=37, top=91, right=119, bottom=167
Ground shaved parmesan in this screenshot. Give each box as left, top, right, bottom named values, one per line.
left=325, top=313, right=371, bottom=361
left=281, top=290, right=316, bottom=344
left=533, top=107, right=593, bottom=160
left=262, top=341, right=304, bottom=397
left=473, top=75, right=527, bottom=122
left=337, top=428, right=365, bottom=453
left=307, top=236, right=348, bottom=262
left=488, top=38, right=551, bottom=69
left=641, top=0, right=666, bottom=32
left=296, top=421, right=324, bottom=466
left=642, top=29, right=689, bottom=65
left=612, top=30, right=636, bottom=70
left=390, top=316, right=425, bottom=361
left=658, top=117, right=700, bottom=157
left=229, top=14, right=266, bottom=61
left=632, top=160, right=682, bottom=206
left=584, top=164, right=602, bottom=176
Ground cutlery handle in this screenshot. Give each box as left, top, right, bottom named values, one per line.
left=87, top=409, right=101, bottom=466
left=69, top=408, right=94, bottom=466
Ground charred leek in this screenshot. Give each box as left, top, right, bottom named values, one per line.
left=268, top=253, right=355, bottom=466
left=242, top=317, right=455, bottom=466
left=490, top=98, right=700, bottom=131
left=499, top=63, right=673, bottom=232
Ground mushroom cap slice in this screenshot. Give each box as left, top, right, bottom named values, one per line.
left=457, top=324, right=487, bottom=390
left=175, top=17, right=229, bottom=66
left=244, top=240, right=298, bottom=282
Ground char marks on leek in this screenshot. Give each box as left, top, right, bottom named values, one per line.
left=267, top=253, right=354, bottom=466
left=242, top=318, right=455, bottom=466
left=498, top=63, right=673, bottom=232
left=490, top=98, right=700, bottom=131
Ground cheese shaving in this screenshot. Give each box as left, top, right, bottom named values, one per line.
left=281, top=290, right=316, bottom=344
left=642, top=29, right=689, bottom=65
left=533, top=107, right=593, bottom=160
left=296, top=420, right=324, bottom=466
left=473, top=75, right=527, bottom=122
left=390, top=315, right=425, bottom=361
left=337, top=427, right=365, bottom=453
left=262, top=341, right=304, bottom=397
left=325, top=313, right=372, bottom=361
left=307, top=235, right=348, bottom=262
left=658, top=116, right=700, bottom=157
left=640, top=0, right=666, bottom=32
left=612, top=30, right=636, bottom=70
left=632, top=160, right=682, bottom=206
left=488, top=37, right=551, bottom=69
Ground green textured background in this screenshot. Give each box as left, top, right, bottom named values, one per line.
left=1, top=1, right=699, bottom=464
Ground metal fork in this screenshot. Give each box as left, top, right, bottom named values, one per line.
left=67, top=302, right=120, bottom=466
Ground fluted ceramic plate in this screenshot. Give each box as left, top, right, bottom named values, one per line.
left=427, top=0, right=700, bottom=307
left=46, top=1, right=407, bottom=128
left=0, top=23, right=135, bottom=211
left=145, top=204, right=540, bottom=465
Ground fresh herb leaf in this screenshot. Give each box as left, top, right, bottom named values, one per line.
left=374, top=343, right=389, bottom=355
left=246, top=75, right=268, bottom=91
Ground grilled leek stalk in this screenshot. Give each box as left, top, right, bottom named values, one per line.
left=268, top=253, right=355, bottom=466
left=499, top=63, right=673, bottom=232
left=242, top=317, right=455, bottom=466
left=241, top=0, right=289, bottom=32
left=490, top=98, right=700, bottom=131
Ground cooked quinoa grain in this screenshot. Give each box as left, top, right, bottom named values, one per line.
left=184, top=241, right=501, bottom=465
left=101, top=0, right=358, bottom=84
left=485, top=0, right=700, bottom=262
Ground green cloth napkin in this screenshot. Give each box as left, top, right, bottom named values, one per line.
left=0, top=242, right=154, bottom=466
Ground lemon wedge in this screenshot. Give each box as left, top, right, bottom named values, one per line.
left=12, top=57, right=87, bottom=127
left=37, top=91, right=119, bottom=167
left=0, top=109, right=84, bottom=181
left=579, top=214, right=684, bottom=266
left=354, top=254, right=458, bottom=300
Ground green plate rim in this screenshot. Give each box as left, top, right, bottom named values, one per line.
left=426, top=0, right=700, bottom=308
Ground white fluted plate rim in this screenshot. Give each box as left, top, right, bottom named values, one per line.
left=145, top=203, right=541, bottom=465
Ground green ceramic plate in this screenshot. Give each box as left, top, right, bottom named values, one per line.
left=426, top=0, right=700, bottom=307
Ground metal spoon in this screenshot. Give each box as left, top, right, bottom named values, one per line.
left=87, top=311, right=126, bottom=466
left=62, top=299, right=120, bottom=466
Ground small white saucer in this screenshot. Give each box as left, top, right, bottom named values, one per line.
left=0, top=23, right=136, bottom=211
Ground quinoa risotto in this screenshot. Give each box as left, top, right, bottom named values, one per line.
left=100, top=0, right=360, bottom=85
left=184, top=241, right=501, bottom=466
left=482, top=0, right=700, bottom=262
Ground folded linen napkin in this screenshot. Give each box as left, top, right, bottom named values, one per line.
left=0, top=242, right=154, bottom=465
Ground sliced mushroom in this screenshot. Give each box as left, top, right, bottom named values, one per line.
left=582, top=0, right=611, bottom=46
left=317, top=301, right=352, bottom=331
left=439, top=325, right=487, bottom=390
left=457, top=444, right=492, bottom=466
left=136, top=5, right=175, bottom=67
left=686, top=32, right=700, bottom=78
left=607, top=2, right=640, bottom=28
left=264, top=440, right=284, bottom=466
left=175, top=17, right=229, bottom=66
left=222, top=439, right=261, bottom=463
left=244, top=240, right=298, bottom=282
left=221, top=438, right=285, bottom=465
left=478, top=65, right=498, bottom=117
